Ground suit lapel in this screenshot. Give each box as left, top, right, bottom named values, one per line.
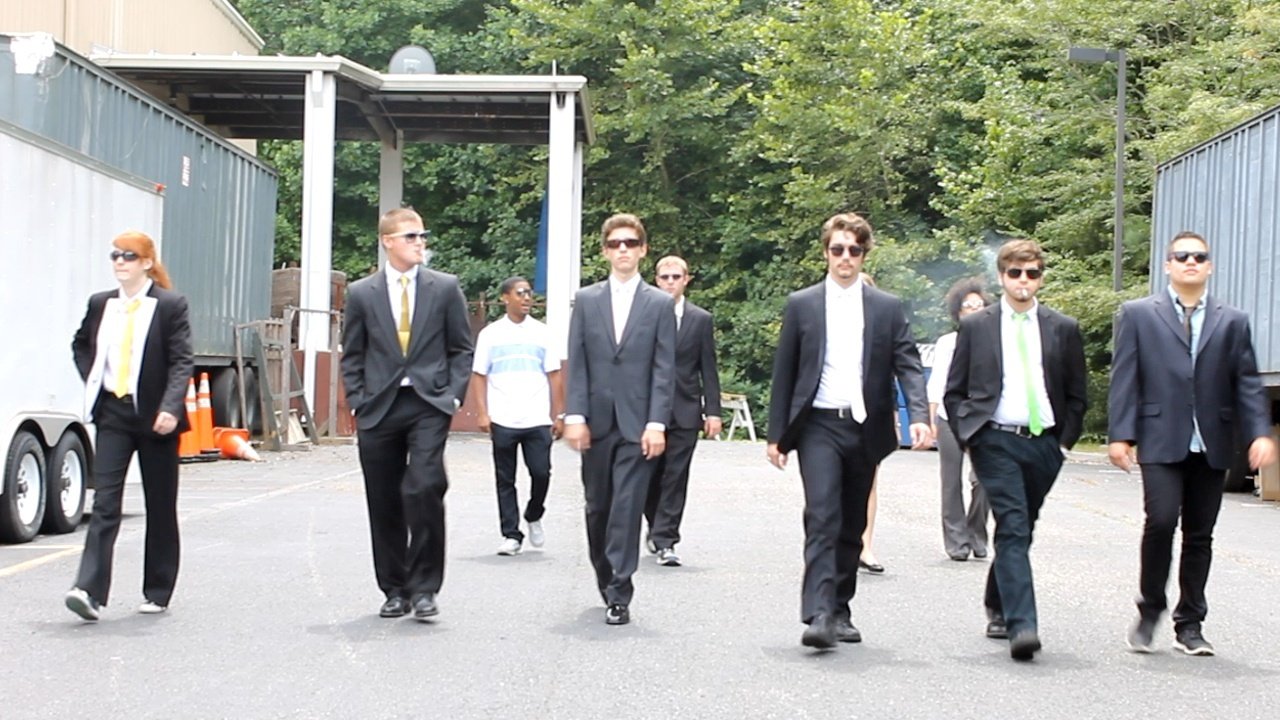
left=408, top=270, right=435, bottom=354
left=593, top=283, right=618, bottom=352
left=676, top=303, right=692, bottom=348
left=860, top=285, right=874, bottom=382
left=1152, top=293, right=1191, bottom=349
left=1197, top=296, right=1223, bottom=353
left=987, top=307, right=1003, bottom=377
left=1038, top=307, right=1057, bottom=391
left=369, top=272, right=400, bottom=350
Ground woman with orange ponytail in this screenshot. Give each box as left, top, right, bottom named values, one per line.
left=64, top=231, right=193, bottom=622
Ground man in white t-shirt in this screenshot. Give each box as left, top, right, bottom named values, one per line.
left=470, top=276, right=565, bottom=556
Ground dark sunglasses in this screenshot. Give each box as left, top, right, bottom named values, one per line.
left=827, top=243, right=866, bottom=258
left=109, top=250, right=140, bottom=262
left=1005, top=267, right=1043, bottom=280
left=389, top=230, right=431, bottom=243
left=657, top=273, right=685, bottom=281
left=1169, top=251, right=1209, bottom=264
left=512, top=287, right=534, bottom=298
left=604, top=237, right=643, bottom=250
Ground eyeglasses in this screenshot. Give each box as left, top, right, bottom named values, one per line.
left=512, top=287, right=533, bottom=298
left=110, top=250, right=140, bottom=262
left=657, top=273, right=685, bottom=281
left=827, top=243, right=866, bottom=258
left=1169, top=251, right=1209, bottom=264
left=604, top=238, right=642, bottom=250
left=960, top=300, right=985, bottom=310
left=1005, top=267, right=1043, bottom=280
left=388, top=230, right=431, bottom=243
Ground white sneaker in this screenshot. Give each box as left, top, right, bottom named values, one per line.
left=497, top=537, right=522, bottom=556
left=528, top=520, right=545, bottom=548
left=138, top=600, right=167, bottom=614
left=656, top=548, right=682, bottom=567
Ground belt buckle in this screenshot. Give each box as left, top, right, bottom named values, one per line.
left=836, top=407, right=849, bottom=420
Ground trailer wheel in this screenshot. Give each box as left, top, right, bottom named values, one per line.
left=42, top=432, right=87, bottom=534
left=211, top=367, right=262, bottom=434
left=1, top=431, right=47, bottom=543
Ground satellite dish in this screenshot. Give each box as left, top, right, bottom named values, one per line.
left=389, top=45, right=436, bottom=74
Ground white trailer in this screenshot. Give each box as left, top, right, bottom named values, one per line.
left=0, top=120, right=164, bottom=542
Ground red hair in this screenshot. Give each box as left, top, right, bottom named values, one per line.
left=112, top=231, right=173, bottom=289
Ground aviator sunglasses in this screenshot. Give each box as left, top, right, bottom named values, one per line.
left=827, top=243, right=866, bottom=258
left=604, top=237, right=643, bottom=250
left=109, top=250, right=140, bottom=262
left=1169, top=251, right=1209, bottom=264
left=389, top=230, right=431, bottom=243
left=1005, top=267, right=1043, bottom=280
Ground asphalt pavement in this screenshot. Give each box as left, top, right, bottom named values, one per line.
left=2, top=436, right=1279, bottom=719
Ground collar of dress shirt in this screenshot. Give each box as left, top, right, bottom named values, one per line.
left=385, top=263, right=419, bottom=286
left=118, top=279, right=154, bottom=302
left=824, top=274, right=863, bottom=298
left=609, top=273, right=642, bottom=297
left=1000, top=295, right=1039, bottom=319
left=1166, top=284, right=1206, bottom=310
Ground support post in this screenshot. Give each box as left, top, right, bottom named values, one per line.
left=299, top=69, right=336, bottom=416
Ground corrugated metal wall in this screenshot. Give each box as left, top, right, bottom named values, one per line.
left=1152, top=104, right=1280, bottom=380
left=0, top=35, right=277, bottom=361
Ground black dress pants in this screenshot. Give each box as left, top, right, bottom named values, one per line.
left=76, top=392, right=181, bottom=606
left=490, top=423, right=552, bottom=542
left=794, top=411, right=875, bottom=624
left=356, top=388, right=451, bottom=600
left=582, top=427, right=656, bottom=607
left=644, top=427, right=699, bottom=549
left=1136, top=453, right=1224, bottom=630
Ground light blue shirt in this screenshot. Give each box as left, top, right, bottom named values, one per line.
left=1168, top=285, right=1207, bottom=453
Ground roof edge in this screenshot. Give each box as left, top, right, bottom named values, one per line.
left=213, top=0, right=266, bottom=51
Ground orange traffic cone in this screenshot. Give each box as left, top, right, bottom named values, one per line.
left=214, top=427, right=260, bottom=461
left=179, top=378, right=199, bottom=457
left=197, top=372, right=216, bottom=453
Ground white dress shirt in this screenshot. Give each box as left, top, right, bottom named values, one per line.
left=992, top=297, right=1055, bottom=430
left=927, top=331, right=957, bottom=421
left=610, top=273, right=641, bottom=344
left=101, top=279, right=157, bottom=399
left=673, top=296, right=685, bottom=332
left=813, top=275, right=867, bottom=422
left=385, top=263, right=419, bottom=387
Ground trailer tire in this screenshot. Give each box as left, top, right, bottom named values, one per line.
left=42, top=432, right=87, bottom=534
left=1, top=431, right=47, bottom=544
left=211, top=367, right=262, bottom=434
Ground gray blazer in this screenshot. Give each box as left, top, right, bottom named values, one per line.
left=340, top=267, right=474, bottom=430
left=767, top=282, right=927, bottom=462
left=1108, top=292, right=1271, bottom=470
left=566, top=279, right=677, bottom=442
left=671, top=301, right=722, bottom=430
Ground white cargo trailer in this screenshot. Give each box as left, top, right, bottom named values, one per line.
left=0, top=120, right=164, bottom=542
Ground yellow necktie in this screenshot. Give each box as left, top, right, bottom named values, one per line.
left=398, top=275, right=411, bottom=354
left=115, top=299, right=141, bottom=398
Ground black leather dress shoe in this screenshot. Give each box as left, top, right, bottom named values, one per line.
left=802, top=614, right=837, bottom=649
left=412, top=593, right=439, bottom=620
left=605, top=603, right=630, bottom=625
left=858, top=559, right=886, bottom=575
left=379, top=596, right=410, bottom=618
left=985, top=608, right=1008, bottom=639
left=1010, top=629, right=1041, bottom=661
left=834, top=617, right=863, bottom=644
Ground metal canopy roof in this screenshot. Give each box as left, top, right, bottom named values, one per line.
left=89, top=53, right=595, bottom=145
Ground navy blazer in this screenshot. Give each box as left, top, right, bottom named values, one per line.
left=565, top=279, right=677, bottom=442
left=340, top=267, right=474, bottom=430
left=767, top=281, right=927, bottom=462
left=943, top=302, right=1088, bottom=450
left=1108, top=292, right=1271, bottom=470
left=670, top=301, right=722, bottom=430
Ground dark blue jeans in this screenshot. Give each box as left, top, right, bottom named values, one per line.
left=491, top=423, right=552, bottom=542
left=968, top=426, right=1064, bottom=636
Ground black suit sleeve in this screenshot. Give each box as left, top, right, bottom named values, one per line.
left=767, top=296, right=801, bottom=445
left=566, top=290, right=589, bottom=419
left=943, top=316, right=973, bottom=443
left=340, top=285, right=368, bottom=412
left=160, top=294, right=194, bottom=419
left=647, top=293, right=677, bottom=426
left=699, top=311, right=722, bottom=418
left=72, top=294, right=102, bottom=381
left=889, top=298, right=927, bottom=425
left=1232, top=315, right=1273, bottom=444
left=442, top=277, right=475, bottom=405
left=1107, top=304, right=1138, bottom=444
left=1058, top=316, right=1089, bottom=450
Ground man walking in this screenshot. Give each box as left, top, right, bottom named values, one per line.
left=341, top=207, right=473, bottom=622
left=644, top=255, right=722, bottom=567
left=471, top=276, right=565, bottom=557
left=767, top=212, right=930, bottom=649
left=1109, top=231, right=1276, bottom=656
left=944, top=239, right=1087, bottom=661
left=563, top=213, right=676, bottom=626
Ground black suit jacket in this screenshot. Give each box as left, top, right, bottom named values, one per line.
left=340, top=267, right=474, bottom=431
left=944, top=302, right=1088, bottom=449
left=1108, top=292, right=1271, bottom=470
left=73, top=285, right=194, bottom=435
left=670, top=301, right=722, bottom=430
left=767, top=282, right=927, bottom=462
left=566, top=279, right=677, bottom=441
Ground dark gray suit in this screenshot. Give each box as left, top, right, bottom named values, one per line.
left=566, top=278, right=676, bottom=606
left=645, top=300, right=721, bottom=550
left=1109, top=291, right=1270, bottom=629
left=767, top=282, right=927, bottom=624
left=341, top=267, right=473, bottom=602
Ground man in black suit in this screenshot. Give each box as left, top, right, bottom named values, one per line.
left=643, top=255, right=722, bottom=567
left=341, top=207, right=473, bottom=622
left=767, top=212, right=930, bottom=649
left=1109, top=231, right=1276, bottom=656
left=944, top=239, right=1087, bottom=661
left=564, top=213, right=677, bottom=626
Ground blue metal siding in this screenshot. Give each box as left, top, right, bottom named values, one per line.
left=1152, top=104, right=1280, bottom=379
left=0, top=35, right=277, bottom=361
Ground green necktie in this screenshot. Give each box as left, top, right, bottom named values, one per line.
left=1013, top=311, right=1043, bottom=436
left=398, top=275, right=411, bottom=355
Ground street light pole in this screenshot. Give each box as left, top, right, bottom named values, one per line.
left=1068, top=46, right=1126, bottom=291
